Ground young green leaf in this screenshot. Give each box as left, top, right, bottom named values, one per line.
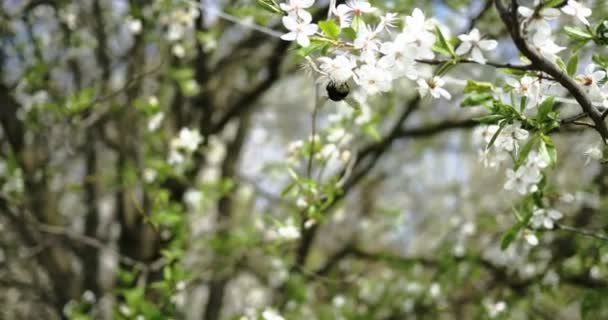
left=501, top=223, right=522, bottom=250
left=318, top=20, right=341, bottom=39
left=567, top=54, right=579, bottom=76
left=434, top=25, right=455, bottom=57
left=537, top=96, right=556, bottom=121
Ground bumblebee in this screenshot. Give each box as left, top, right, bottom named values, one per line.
left=326, top=81, right=350, bottom=102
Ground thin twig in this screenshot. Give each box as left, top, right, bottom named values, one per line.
left=555, top=223, right=608, bottom=242
left=36, top=223, right=165, bottom=271
left=416, top=58, right=534, bottom=71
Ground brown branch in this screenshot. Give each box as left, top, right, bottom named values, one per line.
left=396, top=118, right=478, bottom=138
left=416, top=58, right=534, bottom=71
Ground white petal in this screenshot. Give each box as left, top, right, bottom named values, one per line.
left=455, top=42, right=472, bottom=55
left=469, top=29, right=481, bottom=42
left=561, top=6, right=576, bottom=16
left=281, top=32, right=297, bottom=41
left=301, top=0, right=315, bottom=8
left=298, top=10, right=313, bottom=23
left=470, top=47, right=487, bottom=64
left=303, top=23, right=318, bottom=35
left=479, top=39, right=497, bottom=51
left=282, top=16, right=298, bottom=30
left=297, top=34, right=310, bottom=47
left=439, top=88, right=451, bottom=100
left=505, top=78, right=519, bottom=88
left=518, top=6, right=533, bottom=18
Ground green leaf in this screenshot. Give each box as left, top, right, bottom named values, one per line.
left=434, top=26, right=455, bottom=57
left=461, top=93, right=493, bottom=108
left=464, top=80, right=494, bottom=93
left=342, top=27, right=357, bottom=41
left=544, top=0, right=564, bottom=7
left=318, top=20, right=340, bottom=39
left=256, top=0, right=282, bottom=14
left=537, top=96, right=556, bottom=121
left=362, top=123, right=381, bottom=141
left=555, top=57, right=567, bottom=73
left=592, top=54, right=608, bottom=69
left=564, top=26, right=594, bottom=40
left=515, top=137, right=537, bottom=169
left=296, top=39, right=328, bottom=57
left=280, top=181, right=297, bottom=197
left=501, top=223, right=521, bottom=251
left=539, top=136, right=557, bottom=168
left=567, top=54, right=579, bottom=76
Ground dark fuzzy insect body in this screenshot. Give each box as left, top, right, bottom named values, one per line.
left=326, top=81, right=350, bottom=101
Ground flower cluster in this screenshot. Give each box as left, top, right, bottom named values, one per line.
left=530, top=207, right=563, bottom=229
left=279, top=2, right=465, bottom=104
left=159, top=2, right=200, bottom=57
left=168, top=127, right=203, bottom=165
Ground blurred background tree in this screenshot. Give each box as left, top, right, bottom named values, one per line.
left=1, top=0, right=608, bottom=319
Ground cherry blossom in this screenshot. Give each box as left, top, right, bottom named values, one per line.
left=494, top=122, right=529, bottom=153
left=280, top=0, right=315, bottom=21
left=336, top=0, right=376, bottom=23
left=506, top=76, right=540, bottom=108
left=171, top=128, right=203, bottom=152
left=584, top=145, right=603, bottom=164
left=318, top=55, right=357, bottom=83
left=577, top=64, right=606, bottom=89
left=518, top=1, right=560, bottom=32
left=455, top=28, right=497, bottom=64
left=504, top=165, right=541, bottom=195
left=417, top=76, right=451, bottom=100
left=561, top=0, right=592, bottom=26
left=281, top=14, right=318, bottom=47
left=530, top=28, right=565, bottom=62
left=378, top=34, right=418, bottom=79
left=356, top=64, right=392, bottom=95
left=530, top=208, right=563, bottom=229
left=401, top=8, right=436, bottom=60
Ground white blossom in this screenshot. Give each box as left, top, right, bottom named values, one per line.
left=506, top=76, right=540, bottom=108
left=524, top=231, right=539, bottom=246
left=378, top=34, right=418, bottom=79
left=127, top=17, right=143, bottom=34
left=584, top=145, right=603, bottom=164
left=147, top=112, right=165, bottom=131
left=578, top=64, right=606, bottom=88
left=561, top=0, right=592, bottom=26
left=281, top=14, right=318, bottom=47
left=276, top=224, right=301, bottom=240
left=455, top=28, right=497, bottom=64
left=473, top=125, right=500, bottom=146
left=530, top=207, right=563, bottom=229
left=531, top=28, right=565, bottom=62
left=280, top=0, right=315, bottom=21
left=356, top=64, right=392, bottom=95
left=171, top=128, right=203, bottom=152
left=262, top=308, right=285, bottom=320
left=484, top=300, right=507, bottom=318
left=401, top=8, right=436, bottom=60
left=518, top=1, right=560, bottom=32
left=336, top=0, right=376, bottom=24
left=417, top=76, right=451, bottom=100
left=494, top=122, right=529, bottom=153
left=504, top=165, right=542, bottom=195
left=318, top=55, right=357, bottom=83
